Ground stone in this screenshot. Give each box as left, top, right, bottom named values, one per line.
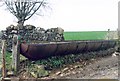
left=37, top=65, right=44, bottom=69
left=57, top=27, right=64, bottom=34
left=62, top=67, right=69, bottom=72
left=70, top=68, right=74, bottom=70
left=72, top=71, right=76, bottom=74
left=1, top=25, right=65, bottom=52
left=60, top=74, right=64, bottom=77
left=74, top=65, right=81, bottom=68
left=30, top=72, right=38, bottom=78
left=7, top=71, right=14, bottom=76
left=55, top=71, right=61, bottom=75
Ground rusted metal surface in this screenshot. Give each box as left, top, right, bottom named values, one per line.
left=20, top=40, right=116, bottom=60
left=54, top=42, right=69, bottom=56
left=108, top=40, right=116, bottom=48
left=75, top=41, right=87, bottom=53
left=100, top=40, right=109, bottom=50
left=92, top=41, right=101, bottom=51
left=86, top=41, right=96, bottom=51
left=20, top=43, right=57, bottom=60
left=64, top=42, right=77, bottom=54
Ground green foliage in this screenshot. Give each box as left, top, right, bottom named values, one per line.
left=31, top=48, right=115, bottom=70
left=28, top=64, right=49, bottom=78
left=4, top=51, right=12, bottom=70
left=64, top=31, right=107, bottom=40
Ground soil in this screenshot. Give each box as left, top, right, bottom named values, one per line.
left=42, top=53, right=119, bottom=79
left=63, top=55, right=118, bottom=79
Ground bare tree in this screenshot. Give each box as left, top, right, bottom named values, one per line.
left=3, top=0, right=50, bottom=28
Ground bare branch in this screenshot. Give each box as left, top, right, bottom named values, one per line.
left=25, top=0, right=45, bottom=20
left=3, top=0, right=50, bottom=25
left=4, top=1, right=18, bottom=18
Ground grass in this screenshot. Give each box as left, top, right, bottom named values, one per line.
left=0, top=50, right=26, bottom=71
left=64, top=31, right=108, bottom=40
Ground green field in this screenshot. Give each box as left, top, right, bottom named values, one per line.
left=64, top=31, right=108, bottom=40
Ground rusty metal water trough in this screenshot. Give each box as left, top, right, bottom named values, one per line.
left=20, top=40, right=116, bottom=60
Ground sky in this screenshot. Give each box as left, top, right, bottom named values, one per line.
left=0, top=0, right=119, bottom=31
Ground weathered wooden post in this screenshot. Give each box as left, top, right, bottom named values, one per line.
left=12, top=35, right=20, bottom=75
left=107, top=29, right=110, bottom=40
left=118, top=2, right=120, bottom=81
left=118, top=2, right=120, bottom=52
left=1, top=40, right=6, bottom=78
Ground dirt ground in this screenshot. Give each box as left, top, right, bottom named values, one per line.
left=63, top=55, right=118, bottom=79
left=42, top=53, right=119, bottom=79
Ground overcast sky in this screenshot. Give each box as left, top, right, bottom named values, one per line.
left=0, top=0, right=119, bottom=31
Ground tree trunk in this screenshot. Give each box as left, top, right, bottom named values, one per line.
left=17, top=20, right=24, bottom=30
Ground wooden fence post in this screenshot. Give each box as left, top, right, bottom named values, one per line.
left=12, top=35, right=20, bottom=74
left=107, top=29, right=110, bottom=40
left=118, top=2, right=120, bottom=80
left=1, top=40, right=6, bottom=78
